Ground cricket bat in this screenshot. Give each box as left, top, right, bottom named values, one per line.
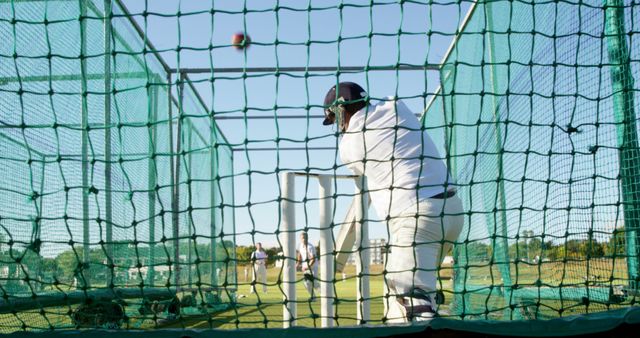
left=334, top=192, right=371, bottom=273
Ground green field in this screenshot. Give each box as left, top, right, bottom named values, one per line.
left=0, top=260, right=632, bottom=332
left=160, top=264, right=438, bottom=329
left=159, top=259, right=630, bottom=328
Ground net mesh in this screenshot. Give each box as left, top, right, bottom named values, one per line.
left=0, top=0, right=235, bottom=331
left=427, top=0, right=640, bottom=320
left=0, top=0, right=638, bottom=334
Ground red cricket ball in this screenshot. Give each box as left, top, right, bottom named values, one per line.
left=231, top=32, right=251, bottom=50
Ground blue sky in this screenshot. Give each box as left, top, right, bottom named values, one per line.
left=118, top=0, right=473, bottom=247
left=2, top=0, right=631, bottom=259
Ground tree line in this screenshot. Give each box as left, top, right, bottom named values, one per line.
left=463, top=227, right=629, bottom=262
left=0, top=225, right=631, bottom=287
left=0, top=239, right=236, bottom=286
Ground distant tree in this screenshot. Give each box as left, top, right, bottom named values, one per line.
left=41, top=258, right=58, bottom=279
left=507, top=234, right=540, bottom=262
left=0, top=232, right=6, bottom=253
left=607, top=226, right=626, bottom=256
left=558, top=245, right=568, bottom=259
left=55, top=249, right=82, bottom=283
left=465, top=241, right=491, bottom=261
left=216, top=240, right=235, bottom=262
left=588, top=240, right=606, bottom=258
left=235, top=245, right=255, bottom=266
left=508, top=241, right=526, bottom=261
left=265, top=247, right=279, bottom=265
left=565, top=239, right=584, bottom=258
left=527, top=238, right=542, bottom=258
left=541, top=240, right=554, bottom=252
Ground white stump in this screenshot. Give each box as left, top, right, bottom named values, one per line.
left=280, top=172, right=296, bottom=328
left=354, top=178, right=370, bottom=324
left=318, top=176, right=334, bottom=327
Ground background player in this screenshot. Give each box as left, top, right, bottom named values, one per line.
left=296, top=232, right=319, bottom=300
left=250, top=242, right=268, bottom=293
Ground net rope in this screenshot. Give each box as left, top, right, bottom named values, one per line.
left=0, top=0, right=638, bottom=333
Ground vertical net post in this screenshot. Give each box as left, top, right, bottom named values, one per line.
left=37, top=161, right=45, bottom=278
left=318, top=175, right=334, bottom=327
left=605, top=0, right=640, bottom=290
left=187, top=123, right=193, bottom=288
left=231, top=150, right=238, bottom=290
left=210, top=126, right=218, bottom=289
left=167, top=72, right=175, bottom=288
left=172, top=73, right=183, bottom=289
left=103, top=0, right=114, bottom=284
left=354, top=177, right=370, bottom=324
left=439, top=63, right=468, bottom=317
left=280, top=172, right=296, bottom=327
left=382, top=247, right=390, bottom=321
left=229, top=151, right=238, bottom=289
left=80, top=0, right=91, bottom=289
left=483, top=0, right=517, bottom=319
left=147, top=82, right=158, bottom=286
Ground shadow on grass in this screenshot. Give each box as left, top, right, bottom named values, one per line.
left=156, top=303, right=281, bottom=329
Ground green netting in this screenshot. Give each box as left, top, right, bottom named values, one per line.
left=0, top=0, right=639, bottom=335
left=0, top=0, right=236, bottom=332
left=425, top=0, right=640, bottom=320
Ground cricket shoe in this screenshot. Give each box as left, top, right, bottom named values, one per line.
left=399, top=289, right=436, bottom=323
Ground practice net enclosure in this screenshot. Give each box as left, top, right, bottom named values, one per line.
left=0, top=0, right=639, bottom=335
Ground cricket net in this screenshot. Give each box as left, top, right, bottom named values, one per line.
left=0, top=0, right=639, bottom=336
left=423, top=0, right=640, bottom=320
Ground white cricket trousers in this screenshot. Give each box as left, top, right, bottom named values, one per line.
left=385, top=194, right=464, bottom=322
left=303, top=266, right=319, bottom=297
left=251, top=263, right=267, bottom=293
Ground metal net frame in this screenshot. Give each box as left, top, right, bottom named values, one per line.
left=0, top=0, right=236, bottom=332
left=0, top=0, right=639, bottom=335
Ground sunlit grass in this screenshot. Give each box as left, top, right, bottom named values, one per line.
left=0, top=260, right=633, bottom=332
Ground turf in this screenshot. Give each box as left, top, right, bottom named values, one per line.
left=160, top=264, right=423, bottom=329
left=0, top=261, right=630, bottom=332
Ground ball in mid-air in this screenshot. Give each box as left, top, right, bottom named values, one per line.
left=231, top=32, right=251, bottom=50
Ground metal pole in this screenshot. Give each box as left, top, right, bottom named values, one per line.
left=113, top=0, right=172, bottom=74
left=230, top=152, right=237, bottom=287
left=80, top=0, right=91, bottom=289
left=210, top=137, right=217, bottom=288
left=103, top=0, right=114, bottom=284
left=0, top=288, right=181, bottom=314
left=33, top=160, right=46, bottom=291
left=382, top=246, right=390, bottom=320
left=232, top=147, right=337, bottom=153
left=187, top=123, right=193, bottom=288
left=605, top=0, right=640, bottom=290
left=172, top=73, right=184, bottom=288
left=211, top=113, right=420, bottom=120
left=280, top=172, right=296, bottom=328
left=355, top=177, right=370, bottom=324
left=318, top=175, right=334, bottom=327
left=483, top=0, right=518, bottom=319
left=167, top=72, right=177, bottom=288
left=170, top=64, right=439, bottom=74
left=147, top=81, right=158, bottom=286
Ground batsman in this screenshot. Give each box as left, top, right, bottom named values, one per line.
left=322, top=82, right=464, bottom=323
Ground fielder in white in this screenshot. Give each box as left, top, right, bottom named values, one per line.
left=250, top=242, right=268, bottom=293
left=322, top=82, right=464, bottom=323
left=296, top=232, right=320, bottom=300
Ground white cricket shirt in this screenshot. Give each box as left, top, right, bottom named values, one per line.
left=298, top=243, right=316, bottom=262
left=339, top=98, right=453, bottom=220
left=252, top=250, right=268, bottom=265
